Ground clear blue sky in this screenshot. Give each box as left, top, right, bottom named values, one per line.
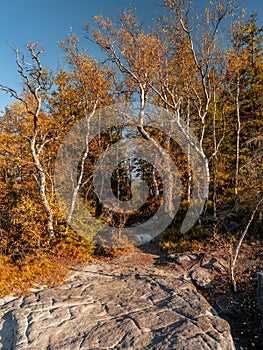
left=0, top=0, right=262, bottom=111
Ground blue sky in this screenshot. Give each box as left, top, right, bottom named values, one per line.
left=0, top=0, right=263, bottom=111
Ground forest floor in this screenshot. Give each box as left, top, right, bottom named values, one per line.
left=197, top=241, right=263, bottom=350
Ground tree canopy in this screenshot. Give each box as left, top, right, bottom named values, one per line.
left=0, top=1, right=262, bottom=294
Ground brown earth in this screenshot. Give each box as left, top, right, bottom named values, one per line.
left=199, top=241, right=263, bottom=350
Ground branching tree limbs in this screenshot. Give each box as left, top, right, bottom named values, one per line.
left=0, top=43, right=55, bottom=239
left=0, top=2, right=262, bottom=282
left=91, top=12, right=178, bottom=214
left=164, top=0, right=235, bottom=149
left=53, top=33, right=115, bottom=225
left=225, top=12, right=248, bottom=207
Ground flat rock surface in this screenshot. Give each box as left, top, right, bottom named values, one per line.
left=0, top=248, right=235, bottom=349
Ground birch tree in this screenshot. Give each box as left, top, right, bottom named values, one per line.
left=225, top=11, right=248, bottom=208
left=0, top=43, right=55, bottom=239
left=162, top=1, right=239, bottom=228
left=51, top=33, right=114, bottom=226
left=91, top=11, right=177, bottom=215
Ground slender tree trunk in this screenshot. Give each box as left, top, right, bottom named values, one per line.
left=186, top=98, right=192, bottom=202
left=234, top=77, right=241, bottom=208
left=67, top=100, right=98, bottom=224
left=0, top=44, right=56, bottom=239
left=30, top=95, right=55, bottom=239
left=212, top=89, right=218, bottom=228
left=138, top=87, right=174, bottom=215
left=230, top=197, right=263, bottom=292
left=32, top=145, right=54, bottom=238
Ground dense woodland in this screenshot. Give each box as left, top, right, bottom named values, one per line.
left=0, top=0, right=262, bottom=294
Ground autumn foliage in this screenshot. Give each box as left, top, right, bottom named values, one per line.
left=0, top=1, right=262, bottom=295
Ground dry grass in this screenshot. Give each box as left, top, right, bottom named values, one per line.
left=0, top=255, right=68, bottom=297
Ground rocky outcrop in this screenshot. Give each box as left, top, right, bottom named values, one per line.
left=0, top=250, right=235, bottom=350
